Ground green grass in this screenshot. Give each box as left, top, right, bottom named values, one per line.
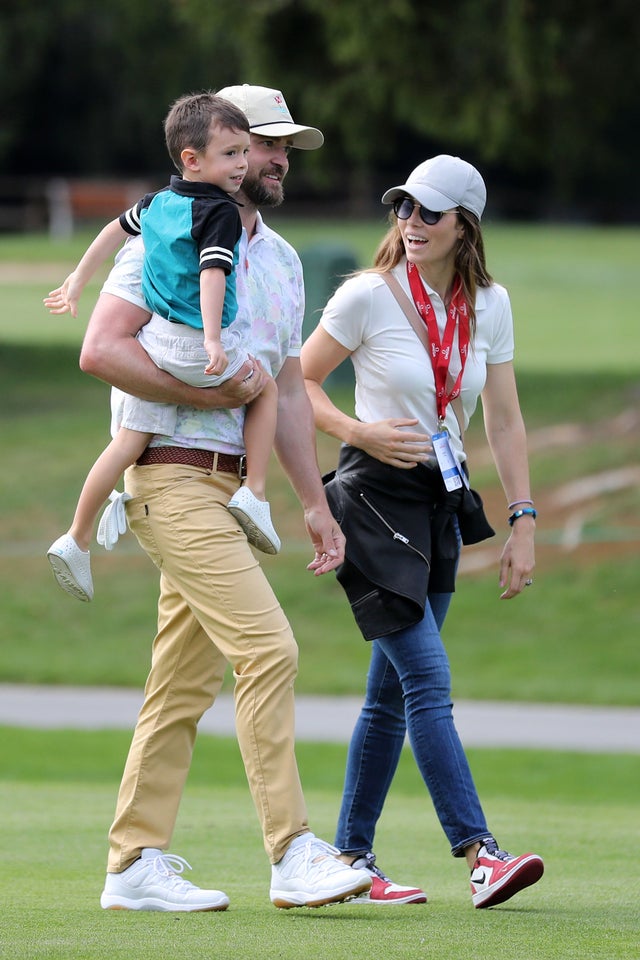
left=273, top=219, right=640, bottom=373
left=0, top=225, right=639, bottom=703
left=1, top=225, right=639, bottom=958
left=1, top=341, right=637, bottom=702
left=2, top=221, right=640, bottom=370
left=0, top=729, right=638, bottom=960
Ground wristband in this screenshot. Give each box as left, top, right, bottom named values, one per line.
left=507, top=498, right=534, bottom=511
left=508, top=507, right=537, bottom=527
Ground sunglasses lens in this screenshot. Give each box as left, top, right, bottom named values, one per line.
left=419, top=207, right=442, bottom=225
left=393, top=197, right=415, bottom=220
left=393, top=197, right=443, bottom=225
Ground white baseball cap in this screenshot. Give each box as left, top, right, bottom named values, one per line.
left=216, top=84, right=324, bottom=150
left=382, top=155, right=487, bottom=220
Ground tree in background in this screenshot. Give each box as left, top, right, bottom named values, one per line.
left=1, top=0, right=638, bottom=220
left=181, top=0, right=639, bottom=219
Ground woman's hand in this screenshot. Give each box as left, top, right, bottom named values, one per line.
left=352, top=418, right=433, bottom=468
left=498, top=517, right=536, bottom=599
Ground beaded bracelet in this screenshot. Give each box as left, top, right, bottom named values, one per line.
left=508, top=507, right=537, bottom=527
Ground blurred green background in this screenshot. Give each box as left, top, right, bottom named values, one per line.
left=1, top=2, right=638, bottom=707
left=1, top=221, right=638, bottom=705
left=3, top=3, right=639, bottom=222
left=1, top=11, right=638, bottom=958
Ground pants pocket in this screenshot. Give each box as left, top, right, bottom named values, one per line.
left=125, top=496, right=164, bottom=569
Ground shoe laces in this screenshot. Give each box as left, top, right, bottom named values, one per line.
left=352, top=852, right=390, bottom=882
left=148, top=852, right=197, bottom=889
left=288, top=837, right=346, bottom=877
left=478, top=838, right=514, bottom=863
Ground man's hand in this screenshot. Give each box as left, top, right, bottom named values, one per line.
left=304, top=506, right=346, bottom=576
left=196, top=356, right=267, bottom=409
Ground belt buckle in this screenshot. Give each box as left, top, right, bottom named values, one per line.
left=239, top=455, right=247, bottom=481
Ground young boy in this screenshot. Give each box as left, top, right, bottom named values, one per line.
left=45, top=92, right=280, bottom=602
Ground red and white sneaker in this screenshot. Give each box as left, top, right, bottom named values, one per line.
left=349, top=853, right=427, bottom=905
left=470, top=838, right=544, bottom=909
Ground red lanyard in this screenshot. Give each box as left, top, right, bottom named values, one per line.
left=406, top=261, right=470, bottom=426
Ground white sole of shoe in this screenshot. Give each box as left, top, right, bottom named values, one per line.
left=472, top=855, right=544, bottom=908
left=47, top=553, right=92, bottom=602
left=100, top=893, right=229, bottom=912
left=350, top=892, right=427, bottom=905
left=227, top=504, right=280, bottom=554
left=270, top=877, right=372, bottom=909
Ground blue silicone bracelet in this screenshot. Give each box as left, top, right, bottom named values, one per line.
left=508, top=507, right=537, bottom=527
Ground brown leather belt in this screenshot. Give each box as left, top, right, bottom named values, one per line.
left=136, top=445, right=245, bottom=477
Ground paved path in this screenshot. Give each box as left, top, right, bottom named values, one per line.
left=1, top=684, right=638, bottom=753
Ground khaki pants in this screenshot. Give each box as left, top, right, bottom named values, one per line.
left=106, top=462, right=308, bottom=872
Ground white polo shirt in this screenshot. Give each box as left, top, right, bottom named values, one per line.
left=319, top=260, right=514, bottom=463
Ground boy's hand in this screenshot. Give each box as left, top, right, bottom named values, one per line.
left=43, top=273, right=82, bottom=318
left=204, top=339, right=229, bottom=377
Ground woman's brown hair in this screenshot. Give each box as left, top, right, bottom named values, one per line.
left=367, top=207, right=493, bottom=335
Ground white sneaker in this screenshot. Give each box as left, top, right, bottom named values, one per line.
left=100, top=848, right=229, bottom=912
left=47, top=533, right=93, bottom=602
left=270, top=833, right=372, bottom=908
left=227, top=486, right=281, bottom=554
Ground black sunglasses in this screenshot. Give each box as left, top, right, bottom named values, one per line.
left=392, top=196, right=457, bottom=225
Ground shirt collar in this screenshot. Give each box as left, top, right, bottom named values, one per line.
left=169, top=175, right=242, bottom=205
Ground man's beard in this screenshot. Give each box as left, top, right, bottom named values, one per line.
left=242, top=170, right=285, bottom=208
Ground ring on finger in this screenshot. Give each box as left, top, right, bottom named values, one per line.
left=524, top=578, right=533, bottom=587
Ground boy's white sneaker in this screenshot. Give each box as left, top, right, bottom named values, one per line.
left=47, top=533, right=93, bottom=602
left=227, top=486, right=281, bottom=554
left=270, top=833, right=372, bottom=908
left=100, top=848, right=229, bottom=912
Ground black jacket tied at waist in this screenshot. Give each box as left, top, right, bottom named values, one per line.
left=323, top=444, right=495, bottom=641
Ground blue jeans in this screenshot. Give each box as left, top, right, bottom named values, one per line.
left=334, top=590, right=489, bottom=858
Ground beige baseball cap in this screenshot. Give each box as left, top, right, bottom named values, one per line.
left=216, top=84, right=324, bottom=150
